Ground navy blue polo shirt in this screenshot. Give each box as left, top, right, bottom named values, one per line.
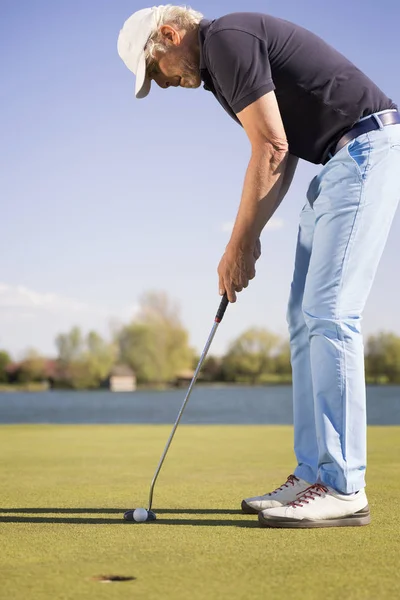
left=198, top=13, right=397, bottom=164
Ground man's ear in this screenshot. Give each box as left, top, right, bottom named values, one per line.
left=159, top=25, right=181, bottom=46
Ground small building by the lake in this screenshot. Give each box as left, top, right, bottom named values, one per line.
left=174, top=369, right=196, bottom=387
left=108, top=365, right=136, bottom=392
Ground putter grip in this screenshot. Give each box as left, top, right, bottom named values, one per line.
left=215, top=294, right=229, bottom=323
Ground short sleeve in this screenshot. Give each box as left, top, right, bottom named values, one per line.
left=204, top=29, right=275, bottom=114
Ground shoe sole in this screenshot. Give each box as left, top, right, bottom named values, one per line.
left=241, top=500, right=260, bottom=514
left=258, top=505, right=371, bottom=528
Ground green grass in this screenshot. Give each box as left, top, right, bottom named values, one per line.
left=1, top=425, right=399, bottom=600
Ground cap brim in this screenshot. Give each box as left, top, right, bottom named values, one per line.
left=135, top=52, right=151, bottom=99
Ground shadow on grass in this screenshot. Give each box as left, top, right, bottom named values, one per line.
left=0, top=508, right=243, bottom=515
left=0, top=516, right=129, bottom=524
left=0, top=507, right=256, bottom=527
left=0, top=515, right=258, bottom=527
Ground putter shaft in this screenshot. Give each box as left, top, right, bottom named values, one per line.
left=147, top=295, right=228, bottom=511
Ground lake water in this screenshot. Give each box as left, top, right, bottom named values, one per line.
left=0, top=385, right=399, bottom=425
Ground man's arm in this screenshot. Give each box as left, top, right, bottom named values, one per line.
left=229, top=91, right=297, bottom=250
left=218, top=91, right=298, bottom=301
left=277, top=153, right=299, bottom=205
left=241, top=152, right=298, bottom=262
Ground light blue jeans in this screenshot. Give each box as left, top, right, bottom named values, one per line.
left=289, top=115, right=400, bottom=493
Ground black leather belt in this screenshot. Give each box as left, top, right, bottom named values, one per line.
left=326, top=110, right=400, bottom=162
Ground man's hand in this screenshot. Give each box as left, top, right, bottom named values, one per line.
left=218, top=240, right=261, bottom=303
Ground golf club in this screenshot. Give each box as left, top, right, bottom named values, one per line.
left=123, top=293, right=229, bottom=523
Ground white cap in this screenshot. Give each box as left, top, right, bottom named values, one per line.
left=117, top=7, right=164, bottom=99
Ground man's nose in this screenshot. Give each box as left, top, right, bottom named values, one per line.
left=155, top=79, right=169, bottom=89
left=156, top=80, right=171, bottom=89
left=157, top=79, right=178, bottom=89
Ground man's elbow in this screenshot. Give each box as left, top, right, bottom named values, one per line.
left=252, top=138, right=289, bottom=170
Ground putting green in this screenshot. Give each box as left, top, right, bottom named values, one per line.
left=1, top=425, right=399, bottom=600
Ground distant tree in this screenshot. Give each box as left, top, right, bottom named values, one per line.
left=15, top=349, right=47, bottom=383
left=55, top=327, right=83, bottom=364
left=117, top=291, right=194, bottom=384
left=83, top=331, right=118, bottom=385
left=199, top=356, right=224, bottom=382
left=222, top=328, right=281, bottom=384
left=0, top=350, right=11, bottom=383
left=54, top=328, right=117, bottom=389
left=62, top=361, right=99, bottom=390
left=365, top=332, right=400, bottom=383
left=137, top=291, right=181, bottom=326
left=273, top=341, right=292, bottom=376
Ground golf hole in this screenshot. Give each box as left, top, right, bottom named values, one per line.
left=92, top=575, right=136, bottom=583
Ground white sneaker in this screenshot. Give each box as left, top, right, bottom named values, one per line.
left=241, top=474, right=312, bottom=514
left=258, top=483, right=370, bottom=528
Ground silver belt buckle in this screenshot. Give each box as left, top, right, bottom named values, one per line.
left=371, top=113, right=385, bottom=130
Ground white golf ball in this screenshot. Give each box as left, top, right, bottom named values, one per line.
left=133, top=508, right=148, bottom=522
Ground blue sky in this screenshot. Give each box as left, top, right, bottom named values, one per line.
left=1, top=0, right=400, bottom=358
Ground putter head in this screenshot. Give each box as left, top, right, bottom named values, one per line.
left=123, top=509, right=157, bottom=522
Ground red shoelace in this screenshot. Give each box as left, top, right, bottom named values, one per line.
left=271, top=474, right=300, bottom=495
left=290, top=483, right=329, bottom=508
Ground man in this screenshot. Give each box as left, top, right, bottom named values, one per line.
left=117, top=6, right=400, bottom=528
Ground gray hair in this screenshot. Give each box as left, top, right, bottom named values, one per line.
left=144, top=5, right=203, bottom=64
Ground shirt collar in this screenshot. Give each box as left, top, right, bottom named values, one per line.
left=198, top=19, right=214, bottom=90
